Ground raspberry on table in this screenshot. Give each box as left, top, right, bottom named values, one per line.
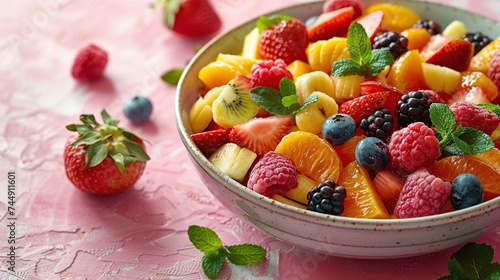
left=396, top=90, right=433, bottom=128
left=247, top=151, right=298, bottom=197
left=71, top=44, right=108, bottom=81
left=394, top=168, right=452, bottom=218
left=388, top=122, right=441, bottom=173
left=449, top=101, right=500, bottom=135
left=307, top=179, right=346, bottom=215
left=372, top=31, right=409, bottom=59
left=250, top=59, right=293, bottom=90
left=413, top=19, right=442, bottom=35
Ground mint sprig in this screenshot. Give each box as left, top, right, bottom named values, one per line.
left=188, top=225, right=266, bottom=279
left=438, top=242, right=500, bottom=279
left=332, top=22, right=393, bottom=78
left=429, top=103, right=494, bottom=156
left=478, top=103, right=500, bottom=117
left=250, top=77, right=318, bottom=116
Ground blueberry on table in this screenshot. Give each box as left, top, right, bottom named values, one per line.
left=123, top=96, right=153, bottom=124
left=451, top=173, right=484, bottom=210
left=321, top=113, right=356, bottom=146
left=355, top=137, right=390, bottom=174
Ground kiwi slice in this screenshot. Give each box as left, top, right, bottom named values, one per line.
left=212, top=77, right=259, bottom=128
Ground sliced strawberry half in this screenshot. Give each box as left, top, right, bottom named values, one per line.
left=307, top=7, right=354, bottom=42
left=229, top=116, right=293, bottom=156
left=360, top=81, right=402, bottom=114
left=191, top=128, right=231, bottom=157
left=422, top=36, right=474, bottom=72
left=355, top=10, right=383, bottom=42
left=339, top=91, right=389, bottom=124
left=447, top=86, right=490, bottom=106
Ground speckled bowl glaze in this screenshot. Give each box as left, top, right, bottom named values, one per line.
left=176, top=0, right=500, bottom=258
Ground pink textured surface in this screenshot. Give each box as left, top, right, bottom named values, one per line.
left=0, top=0, right=499, bottom=279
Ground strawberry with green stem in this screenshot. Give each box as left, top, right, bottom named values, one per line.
left=64, top=110, right=150, bottom=195
left=158, top=0, right=221, bottom=37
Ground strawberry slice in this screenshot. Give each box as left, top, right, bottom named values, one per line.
left=307, top=7, right=355, bottom=42
left=339, top=91, right=389, bottom=124
left=229, top=116, right=293, bottom=156
left=355, top=10, right=384, bottom=42
left=422, top=36, right=474, bottom=72
left=191, top=129, right=231, bottom=157
left=360, top=81, right=403, bottom=113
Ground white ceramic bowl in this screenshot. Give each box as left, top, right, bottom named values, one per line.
left=176, top=0, right=500, bottom=258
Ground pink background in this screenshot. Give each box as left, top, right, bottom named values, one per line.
left=1, top=0, right=499, bottom=279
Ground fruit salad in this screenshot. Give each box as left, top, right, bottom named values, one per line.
left=188, top=0, right=500, bottom=219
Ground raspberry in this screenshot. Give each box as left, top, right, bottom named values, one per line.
left=388, top=122, right=441, bottom=173
left=394, top=168, right=451, bottom=218
left=250, top=59, right=293, bottom=90
left=372, top=31, right=408, bottom=59
left=247, top=151, right=298, bottom=197
left=71, top=44, right=108, bottom=81
left=449, top=101, right=500, bottom=135
left=413, top=19, right=442, bottom=35
left=307, top=180, right=346, bottom=215
left=487, top=51, right=500, bottom=93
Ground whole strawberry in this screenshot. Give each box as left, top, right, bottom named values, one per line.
left=64, top=110, right=150, bottom=195
left=162, top=0, right=221, bottom=37
left=258, top=16, right=309, bottom=65
left=71, top=44, right=108, bottom=81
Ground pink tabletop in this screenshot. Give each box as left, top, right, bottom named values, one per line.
left=1, top=0, right=499, bottom=279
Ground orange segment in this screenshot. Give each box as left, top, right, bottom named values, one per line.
left=338, top=161, right=390, bottom=219
left=401, top=28, right=432, bottom=51
left=470, top=148, right=500, bottom=171
left=459, top=71, right=499, bottom=102
left=332, top=135, right=366, bottom=168
left=468, top=36, right=500, bottom=73
left=428, top=155, right=500, bottom=201
left=216, top=53, right=257, bottom=75
left=365, top=3, right=419, bottom=33
left=198, top=61, right=240, bottom=90
left=275, top=131, right=343, bottom=183
left=387, top=49, right=428, bottom=93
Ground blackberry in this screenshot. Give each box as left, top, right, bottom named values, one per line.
left=372, top=31, right=409, bottom=59
left=395, top=91, right=433, bottom=128
left=413, top=19, right=442, bottom=35
left=462, top=32, right=493, bottom=55
left=307, top=180, right=346, bottom=215
left=359, top=108, right=394, bottom=141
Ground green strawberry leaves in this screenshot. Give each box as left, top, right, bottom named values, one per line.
left=430, top=103, right=494, bottom=156
left=188, top=225, right=266, bottom=279
left=438, top=243, right=500, bottom=280
left=332, top=22, right=393, bottom=78
left=256, top=15, right=294, bottom=33
left=250, top=77, right=318, bottom=116
left=66, top=109, right=150, bottom=174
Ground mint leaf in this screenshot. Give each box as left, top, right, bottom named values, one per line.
left=367, top=49, right=393, bottom=77
left=346, top=22, right=372, bottom=65
left=450, top=133, right=472, bottom=155
left=479, top=103, right=500, bottom=117
left=292, top=93, right=318, bottom=115
left=331, top=23, right=393, bottom=78
left=447, top=243, right=500, bottom=279
left=188, top=225, right=222, bottom=253
left=250, top=77, right=317, bottom=116
left=161, top=68, right=184, bottom=85
left=250, top=88, right=294, bottom=116
left=256, top=15, right=294, bottom=33
left=430, top=103, right=456, bottom=136
left=226, top=244, right=266, bottom=265
left=202, top=250, right=226, bottom=279
left=455, top=127, right=495, bottom=154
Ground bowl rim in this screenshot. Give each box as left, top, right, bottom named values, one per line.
left=175, top=0, right=500, bottom=229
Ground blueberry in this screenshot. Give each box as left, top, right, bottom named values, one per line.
left=354, top=137, right=390, bottom=174
left=451, top=173, right=484, bottom=210
left=321, top=114, right=356, bottom=146
left=123, top=96, right=153, bottom=124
